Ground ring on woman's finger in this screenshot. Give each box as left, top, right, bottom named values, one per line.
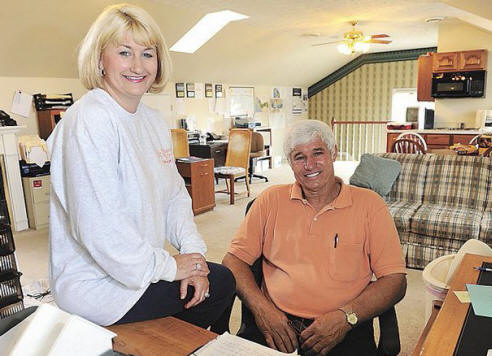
left=204, top=292, right=210, bottom=298
left=196, top=263, right=201, bottom=271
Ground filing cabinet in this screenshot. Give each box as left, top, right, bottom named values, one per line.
left=22, top=176, right=50, bottom=230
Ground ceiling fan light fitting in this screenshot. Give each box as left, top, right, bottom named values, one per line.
left=354, top=41, right=370, bottom=53
left=337, top=43, right=352, bottom=55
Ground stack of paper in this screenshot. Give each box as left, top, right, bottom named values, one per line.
left=194, top=332, right=298, bottom=356
left=0, top=304, right=115, bottom=356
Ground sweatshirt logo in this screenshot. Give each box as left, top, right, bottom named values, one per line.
left=157, top=149, right=173, bottom=165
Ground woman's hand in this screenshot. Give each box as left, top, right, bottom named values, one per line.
left=173, top=253, right=209, bottom=281
left=180, top=276, right=210, bottom=308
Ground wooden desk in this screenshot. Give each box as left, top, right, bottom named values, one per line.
left=176, top=158, right=215, bottom=215
left=107, top=316, right=217, bottom=356
left=413, top=253, right=492, bottom=356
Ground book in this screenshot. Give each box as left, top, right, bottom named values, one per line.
left=191, top=332, right=298, bottom=356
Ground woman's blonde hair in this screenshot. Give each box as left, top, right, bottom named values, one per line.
left=78, top=3, right=172, bottom=93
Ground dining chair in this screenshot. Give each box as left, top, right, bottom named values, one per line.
left=396, top=132, right=428, bottom=151
left=469, top=135, right=480, bottom=145
left=170, top=128, right=190, bottom=158
left=214, top=129, right=252, bottom=204
left=392, top=138, right=426, bottom=154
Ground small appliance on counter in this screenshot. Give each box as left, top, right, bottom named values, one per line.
left=475, top=110, right=492, bottom=133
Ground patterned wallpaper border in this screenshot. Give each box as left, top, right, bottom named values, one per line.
left=308, top=47, right=437, bottom=97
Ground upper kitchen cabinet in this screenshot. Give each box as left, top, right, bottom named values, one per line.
left=417, top=54, right=435, bottom=102
left=432, top=49, right=487, bottom=72
left=459, top=50, right=487, bottom=71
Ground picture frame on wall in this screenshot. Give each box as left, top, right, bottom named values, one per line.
left=205, top=83, right=213, bottom=98
left=215, top=84, right=223, bottom=98
left=293, top=88, right=302, bottom=96
left=186, top=83, right=195, bottom=98
left=175, top=83, right=185, bottom=98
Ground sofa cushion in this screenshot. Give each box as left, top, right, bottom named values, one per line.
left=349, top=154, right=401, bottom=196
left=385, top=200, right=421, bottom=232
left=423, top=155, right=490, bottom=210
left=410, top=204, right=482, bottom=241
left=375, top=153, right=433, bottom=203
left=479, top=212, right=492, bottom=245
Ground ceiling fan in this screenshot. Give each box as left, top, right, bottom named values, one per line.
left=313, top=21, right=391, bottom=55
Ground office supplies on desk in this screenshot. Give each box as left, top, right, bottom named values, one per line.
left=453, top=291, right=471, bottom=303
left=192, top=332, right=298, bottom=356
left=334, top=233, right=338, bottom=248
left=474, top=266, right=492, bottom=272
left=466, top=284, right=492, bottom=317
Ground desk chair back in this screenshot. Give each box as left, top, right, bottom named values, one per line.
left=396, top=132, right=428, bottom=151
left=392, top=138, right=426, bottom=154
left=170, top=129, right=190, bottom=158
left=238, top=199, right=401, bottom=356
left=248, top=132, right=268, bottom=183
left=214, top=129, right=252, bottom=204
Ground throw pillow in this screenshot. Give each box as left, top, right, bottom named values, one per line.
left=349, top=154, right=401, bottom=196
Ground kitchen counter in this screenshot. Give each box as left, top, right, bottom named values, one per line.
left=386, top=129, right=482, bottom=135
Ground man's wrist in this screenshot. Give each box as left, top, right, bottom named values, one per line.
left=337, top=307, right=358, bottom=328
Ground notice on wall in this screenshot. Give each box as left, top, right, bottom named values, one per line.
left=11, top=90, right=33, bottom=117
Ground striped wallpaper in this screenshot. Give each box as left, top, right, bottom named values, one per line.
left=308, top=60, right=418, bottom=159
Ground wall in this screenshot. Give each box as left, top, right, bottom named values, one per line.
left=0, top=77, right=86, bottom=135
left=435, top=19, right=492, bottom=128
left=309, top=60, right=417, bottom=123
left=308, top=60, right=417, bottom=159
left=0, top=77, right=307, bottom=165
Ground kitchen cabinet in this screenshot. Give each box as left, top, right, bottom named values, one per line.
left=417, top=54, right=435, bottom=102
left=176, top=159, right=215, bottom=215
left=432, top=50, right=487, bottom=72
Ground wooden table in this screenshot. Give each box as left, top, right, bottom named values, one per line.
left=427, top=148, right=456, bottom=155
left=413, top=253, right=492, bottom=356
left=107, top=316, right=217, bottom=356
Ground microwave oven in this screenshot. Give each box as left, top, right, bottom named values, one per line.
left=431, top=70, right=486, bottom=98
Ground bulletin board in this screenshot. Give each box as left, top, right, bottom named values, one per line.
left=229, top=87, right=254, bottom=117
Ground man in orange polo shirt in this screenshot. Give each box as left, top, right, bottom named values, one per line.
left=223, top=120, right=406, bottom=356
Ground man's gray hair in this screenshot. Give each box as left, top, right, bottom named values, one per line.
left=283, top=120, right=336, bottom=162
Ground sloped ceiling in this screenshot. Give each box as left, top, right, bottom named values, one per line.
left=1, top=0, right=491, bottom=87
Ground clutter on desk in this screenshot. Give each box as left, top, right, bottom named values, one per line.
left=33, top=93, right=73, bottom=111
left=0, top=304, right=116, bottom=356
left=18, top=135, right=49, bottom=168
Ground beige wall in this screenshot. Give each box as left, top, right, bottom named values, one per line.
left=435, top=19, right=492, bottom=128
left=0, top=77, right=306, bottom=165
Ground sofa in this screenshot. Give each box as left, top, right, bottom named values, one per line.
left=373, top=153, right=492, bottom=269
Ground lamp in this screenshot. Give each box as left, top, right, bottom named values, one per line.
left=337, top=40, right=370, bottom=55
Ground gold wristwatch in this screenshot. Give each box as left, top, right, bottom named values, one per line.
left=337, top=308, right=358, bottom=327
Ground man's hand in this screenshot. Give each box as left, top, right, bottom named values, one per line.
left=180, top=276, right=210, bottom=309
left=173, top=253, right=209, bottom=281
left=299, top=310, right=350, bottom=356
left=254, top=303, right=298, bottom=353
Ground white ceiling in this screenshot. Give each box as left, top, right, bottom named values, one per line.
left=1, top=0, right=491, bottom=87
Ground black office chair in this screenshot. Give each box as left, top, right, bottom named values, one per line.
left=238, top=199, right=401, bottom=356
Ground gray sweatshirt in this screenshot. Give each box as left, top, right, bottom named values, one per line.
left=47, top=88, right=206, bottom=325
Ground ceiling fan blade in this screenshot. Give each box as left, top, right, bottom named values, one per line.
left=371, top=34, right=390, bottom=39
left=368, top=39, right=392, bottom=44
left=312, top=40, right=341, bottom=47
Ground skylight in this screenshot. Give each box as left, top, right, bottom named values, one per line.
left=170, top=10, right=249, bottom=54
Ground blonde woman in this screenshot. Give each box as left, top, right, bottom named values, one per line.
left=47, top=4, right=235, bottom=330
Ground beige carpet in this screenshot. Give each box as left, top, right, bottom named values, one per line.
left=14, top=164, right=426, bottom=355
